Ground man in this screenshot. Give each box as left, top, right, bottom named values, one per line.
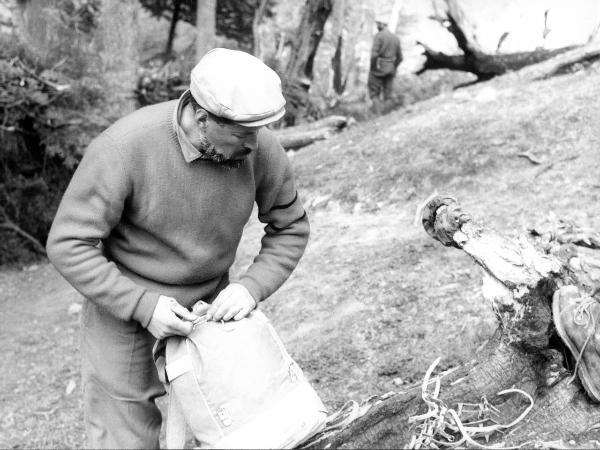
left=46, top=48, right=309, bottom=448
left=368, top=15, right=403, bottom=115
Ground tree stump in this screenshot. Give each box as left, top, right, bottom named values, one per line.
left=303, top=195, right=600, bottom=449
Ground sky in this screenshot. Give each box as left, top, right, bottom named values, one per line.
left=383, top=0, right=600, bottom=71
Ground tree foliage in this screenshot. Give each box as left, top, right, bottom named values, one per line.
left=138, top=0, right=274, bottom=51
left=0, top=0, right=108, bottom=264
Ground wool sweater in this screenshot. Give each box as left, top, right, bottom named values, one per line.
left=46, top=100, right=309, bottom=328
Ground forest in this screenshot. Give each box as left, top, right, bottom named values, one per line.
left=1, top=0, right=600, bottom=448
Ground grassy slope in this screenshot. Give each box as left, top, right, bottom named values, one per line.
left=1, top=66, right=599, bottom=447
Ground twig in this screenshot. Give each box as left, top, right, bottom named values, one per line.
left=534, top=154, right=580, bottom=179
left=15, top=59, right=71, bottom=92
left=0, top=205, right=46, bottom=254
left=0, top=221, right=46, bottom=254
left=515, top=152, right=543, bottom=165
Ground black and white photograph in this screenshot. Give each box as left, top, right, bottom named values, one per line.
left=1, top=0, right=600, bottom=448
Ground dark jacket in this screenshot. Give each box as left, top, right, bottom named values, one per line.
left=370, top=28, right=402, bottom=77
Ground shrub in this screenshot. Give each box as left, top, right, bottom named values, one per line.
left=0, top=1, right=107, bottom=265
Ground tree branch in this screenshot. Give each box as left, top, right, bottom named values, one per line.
left=0, top=221, right=46, bottom=254
left=0, top=205, right=46, bottom=254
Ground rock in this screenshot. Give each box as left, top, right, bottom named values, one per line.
left=312, top=195, right=331, bottom=209
left=68, top=302, right=82, bottom=315
left=65, top=379, right=77, bottom=396
left=393, top=377, right=404, bottom=386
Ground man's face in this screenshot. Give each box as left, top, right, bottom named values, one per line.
left=201, top=117, right=260, bottom=168
left=376, top=21, right=386, bottom=31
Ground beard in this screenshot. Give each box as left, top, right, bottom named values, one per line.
left=196, top=136, right=246, bottom=170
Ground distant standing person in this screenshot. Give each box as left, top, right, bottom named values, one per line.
left=368, top=16, right=403, bottom=115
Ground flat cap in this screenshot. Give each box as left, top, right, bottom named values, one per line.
left=375, top=14, right=389, bottom=24
left=190, top=48, right=286, bottom=127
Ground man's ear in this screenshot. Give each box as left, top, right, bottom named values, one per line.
left=193, top=108, right=209, bottom=129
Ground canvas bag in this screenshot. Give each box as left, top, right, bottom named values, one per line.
left=154, top=309, right=327, bottom=449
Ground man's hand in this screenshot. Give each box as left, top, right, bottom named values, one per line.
left=147, top=295, right=200, bottom=339
left=207, top=283, right=257, bottom=322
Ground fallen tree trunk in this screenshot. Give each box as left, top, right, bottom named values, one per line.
left=302, top=195, right=600, bottom=448
left=275, top=115, right=350, bottom=150
left=417, top=41, right=576, bottom=80
left=514, top=41, right=600, bottom=81
left=417, top=0, right=588, bottom=81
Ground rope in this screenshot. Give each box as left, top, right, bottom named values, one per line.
left=407, top=358, right=534, bottom=449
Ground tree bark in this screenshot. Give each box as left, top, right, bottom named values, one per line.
left=331, top=35, right=344, bottom=94
left=252, top=0, right=269, bottom=58
left=328, top=0, right=345, bottom=96
left=285, top=0, right=334, bottom=82
left=512, top=40, right=600, bottom=82
left=388, top=0, right=403, bottom=34
left=275, top=115, right=349, bottom=150
left=165, top=0, right=182, bottom=58
left=14, top=0, right=64, bottom=66
left=300, top=195, right=600, bottom=448
left=196, top=0, right=216, bottom=61
left=418, top=0, right=579, bottom=80
left=94, top=0, right=140, bottom=116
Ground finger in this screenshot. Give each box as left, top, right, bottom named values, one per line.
left=192, top=301, right=210, bottom=316
left=170, top=302, right=200, bottom=322
left=213, top=297, right=238, bottom=321
left=169, top=317, right=194, bottom=336
left=233, top=305, right=252, bottom=321
left=222, top=304, right=242, bottom=322
left=208, top=292, right=235, bottom=321
left=211, top=303, right=229, bottom=321
left=207, top=295, right=228, bottom=320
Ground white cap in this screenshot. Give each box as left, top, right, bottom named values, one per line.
left=375, top=14, right=389, bottom=24
left=190, top=48, right=286, bottom=127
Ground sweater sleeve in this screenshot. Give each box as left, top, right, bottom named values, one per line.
left=237, top=130, right=309, bottom=302
left=46, top=132, right=160, bottom=327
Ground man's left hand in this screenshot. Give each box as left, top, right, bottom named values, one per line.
left=207, top=283, right=257, bottom=322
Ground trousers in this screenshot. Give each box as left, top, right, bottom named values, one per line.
left=367, top=72, right=395, bottom=101
left=81, top=299, right=165, bottom=449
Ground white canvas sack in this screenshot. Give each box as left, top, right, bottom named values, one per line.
left=154, top=309, right=327, bottom=449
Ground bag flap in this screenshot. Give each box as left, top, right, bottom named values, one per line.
left=166, top=355, right=193, bottom=382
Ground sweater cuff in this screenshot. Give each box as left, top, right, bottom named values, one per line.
left=237, top=277, right=264, bottom=303
left=132, top=291, right=161, bottom=328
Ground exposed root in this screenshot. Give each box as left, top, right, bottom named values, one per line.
left=300, top=392, right=397, bottom=448
left=408, top=358, right=534, bottom=449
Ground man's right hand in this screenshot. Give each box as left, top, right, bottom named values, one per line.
left=147, top=295, right=200, bottom=339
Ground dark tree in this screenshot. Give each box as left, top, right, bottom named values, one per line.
left=284, top=0, right=334, bottom=82
left=138, top=0, right=275, bottom=54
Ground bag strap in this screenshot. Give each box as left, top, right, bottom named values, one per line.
left=154, top=338, right=192, bottom=449
left=166, top=384, right=188, bottom=449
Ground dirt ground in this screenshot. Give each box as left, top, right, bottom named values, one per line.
left=1, top=63, right=599, bottom=448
